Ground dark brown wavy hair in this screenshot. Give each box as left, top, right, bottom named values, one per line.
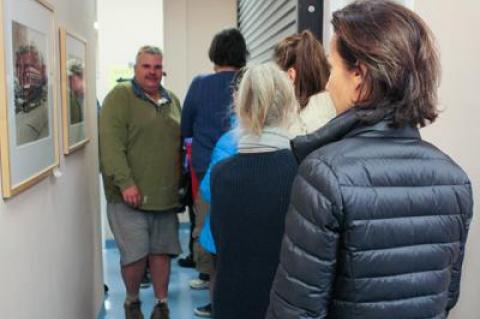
left=274, top=30, right=330, bottom=110
left=332, top=0, right=440, bottom=127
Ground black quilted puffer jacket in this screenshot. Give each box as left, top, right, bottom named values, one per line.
left=266, top=108, right=473, bottom=319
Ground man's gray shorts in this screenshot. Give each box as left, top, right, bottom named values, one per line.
left=107, top=202, right=182, bottom=266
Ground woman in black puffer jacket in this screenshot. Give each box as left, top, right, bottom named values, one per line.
left=266, top=1, right=473, bottom=319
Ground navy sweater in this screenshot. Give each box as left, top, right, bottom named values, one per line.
left=210, top=150, right=298, bottom=319
left=180, top=72, right=235, bottom=174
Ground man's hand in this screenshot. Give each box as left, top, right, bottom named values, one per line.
left=121, top=185, right=142, bottom=208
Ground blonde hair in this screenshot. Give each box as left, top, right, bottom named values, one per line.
left=235, top=63, right=297, bottom=135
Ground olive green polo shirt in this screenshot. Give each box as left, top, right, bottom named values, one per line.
left=99, top=81, right=181, bottom=211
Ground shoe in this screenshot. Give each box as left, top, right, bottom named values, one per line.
left=140, top=271, right=151, bottom=288
left=150, top=302, right=170, bottom=319
left=189, top=278, right=209, bottom=290
left=198, top=273, right=210, bottom=281
left=177, top=254, right=196, bottom=268
left=124, top=300, right=144, bottom=319
left=194, top=303, right=213, bottom=317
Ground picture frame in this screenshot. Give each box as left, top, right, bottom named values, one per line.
left=59, top=27, right=88, bottom=154
left=0, top=0, right=59, bottom=198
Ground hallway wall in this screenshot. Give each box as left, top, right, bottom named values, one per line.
left=96, top=0, right=164, bottom=103
left=0, top=0, right=103, bottom=318
left=163, top=0, right=237, bottom=102
left=416, top=2, right=480, bottom=318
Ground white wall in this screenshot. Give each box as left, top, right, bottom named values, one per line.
left=97, top=0, right=164, bottom=103
left=323, top=0, right=414, bottom=51
left=164, top=0, right=237, bottom=102
left=416, top=2, right=480, bottom=318
left=0, top=0, right=103, bottom=318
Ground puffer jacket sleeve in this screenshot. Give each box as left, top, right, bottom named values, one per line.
left=267, top=157, right=343, bottom=319
left=199, top=130, right=237, bottom=203
left=447, top=181, right=473, bottom=311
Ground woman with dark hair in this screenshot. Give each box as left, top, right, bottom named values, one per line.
left=267, top=1, right=473, bottom=319
left=180, top=28, right=248, bottom=317
left=181, top=28, right=248, bottom=182
left=274, top=30, right=336, bottom=136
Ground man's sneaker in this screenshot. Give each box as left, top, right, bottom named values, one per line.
left=177, top=254, right=196, bottom=268
left=194, top=303, right=213, bottom=317
left=140, top=270, right=151, bottom=288
left=124, top=300, right=144, bottom=319
left=150, top=302, right=170, bottom=319
left=189, top=278, right=209, bottom=290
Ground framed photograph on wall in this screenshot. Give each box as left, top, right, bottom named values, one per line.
left=59, top=28, right=88, bottom=154
left=0, top=0, right=59, bottom=198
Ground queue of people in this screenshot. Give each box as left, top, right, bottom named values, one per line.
left=98, top=1, right=473, bottom=319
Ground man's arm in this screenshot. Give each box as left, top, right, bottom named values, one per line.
left=180, top=77, right=200, bottom=138
left=99, top=86, right=141, bottom=207
left=267, top=159, right=342, bottom=319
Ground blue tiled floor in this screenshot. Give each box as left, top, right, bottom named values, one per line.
left=98, top=226, right=210, bottom=318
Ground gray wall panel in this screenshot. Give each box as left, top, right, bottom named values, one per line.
left=238, top=0, right=298, bottom=64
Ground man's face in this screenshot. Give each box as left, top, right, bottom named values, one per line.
left=134, top=53, right=163, bottom=94
left=16, top=51, right=45, bottom=89
left=69, top=74, right=84, bottom=96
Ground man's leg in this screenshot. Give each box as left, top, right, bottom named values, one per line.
left=149, top=254, right=171, bottom=300
left=149, top=210, right=182, bottom=319
left=192, top=196, right=213, bottom=282
left=106, top=202, right=150, bottom=319
left=178, top=204, right=196, bottom=268
left=192, top=196, right=215, bottom=317
left=188, top=204, right=196, bottom=257
left=122, top=257, right=148, bottom=297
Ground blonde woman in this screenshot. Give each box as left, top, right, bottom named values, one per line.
left=209, top=63, right=298, bottom=319
left=274, top=30, right=336, bottom=136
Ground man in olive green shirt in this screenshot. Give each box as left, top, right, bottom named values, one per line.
left=100, top=46, right=181, bottom=319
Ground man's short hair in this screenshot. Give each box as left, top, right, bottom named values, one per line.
left=135, top=45, right=163, bottom=64
left=68, top=59, right=83, bottom=77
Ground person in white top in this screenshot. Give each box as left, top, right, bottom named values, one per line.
left=274, top=30, right=337, bottom=136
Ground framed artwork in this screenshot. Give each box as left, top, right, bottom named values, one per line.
left=59, top=28, right=88, bottom=154
left=0, top=0, right=59, bottom=198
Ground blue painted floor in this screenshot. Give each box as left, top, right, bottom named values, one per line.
left=98, top=226, right=210, bottom=319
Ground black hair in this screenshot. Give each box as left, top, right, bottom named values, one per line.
left=208, top=28, right=248, bottom=68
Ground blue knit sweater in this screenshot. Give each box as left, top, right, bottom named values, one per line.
left=180, top=71, right=235, bottom=174
left=210, top=149, right=298, bottom=319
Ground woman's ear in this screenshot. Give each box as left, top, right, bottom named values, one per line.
left=352, top=63, right=368, bottom=102
left=286, top=67, right=296, bottom=83
left=352, top=63, right=366, bottom=88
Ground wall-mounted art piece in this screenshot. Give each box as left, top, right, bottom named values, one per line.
left=60, top=28, right=88, bottom=154
left=0, top=0, right=58, bottom=198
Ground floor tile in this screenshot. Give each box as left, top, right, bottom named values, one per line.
left=98, top=226, right=210, bottom=318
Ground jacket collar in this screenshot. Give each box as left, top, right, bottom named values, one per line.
left=237, top=126, right=291, bottom=154
left=131, top=79, right=172, bottom=106
left=291, top=107, right=421, bottom=162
